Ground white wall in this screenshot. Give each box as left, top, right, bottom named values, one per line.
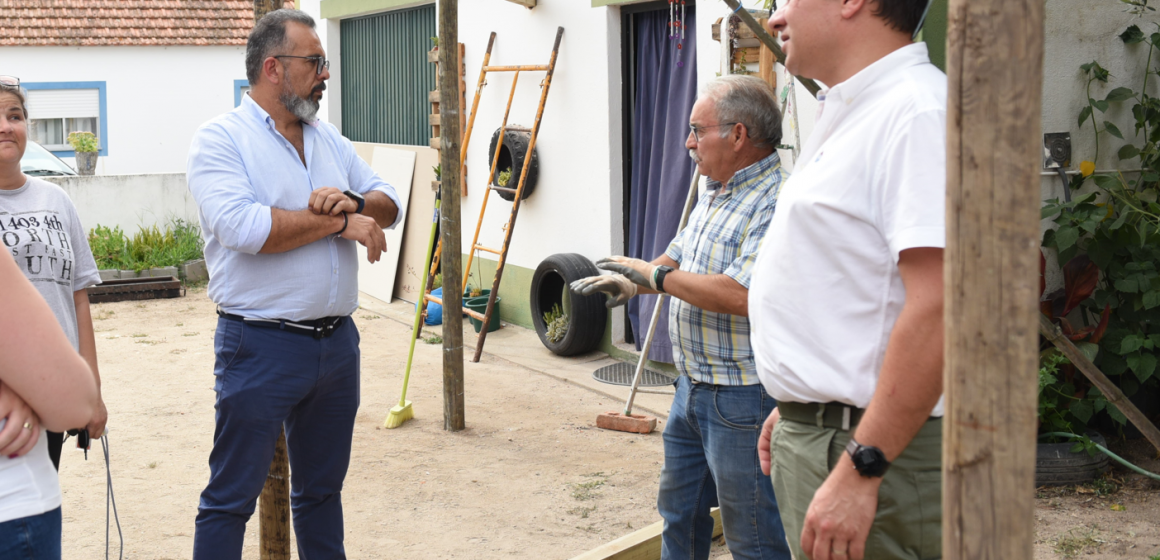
left=450, top=2, right=619, bottom=272
left=42, top=174, right=198, bottom=236
left=2, top=46, right=247, bottom=175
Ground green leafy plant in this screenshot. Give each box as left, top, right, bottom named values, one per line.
left=430, top=36, right=440, bottom=48
left=1039, top=17, right=1160, bottom=438
left=496, top=167, right=512, bottom=188
left=543, top=303, right=568, bottom=344
left=433, top=164, right=442, bottom=180
left=88, top=219, right=204, bottom=272
left=67, top=131, right=98, bottom=153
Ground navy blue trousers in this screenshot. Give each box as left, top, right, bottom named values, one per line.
left=193, top=317, right=360, bottom=560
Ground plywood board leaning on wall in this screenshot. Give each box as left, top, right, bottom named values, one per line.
left=351, top=142, right=440, bottom=305
left=349, top=146, right=415, bottom=304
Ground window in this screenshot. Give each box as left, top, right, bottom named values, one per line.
left=234, top=79, right=250, bottom=107
left=22, top=82, right=108, bottom=157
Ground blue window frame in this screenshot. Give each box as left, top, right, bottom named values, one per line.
left=22, top=81, right=108, bottom=158
left=234, top=79, right=250, bottom=107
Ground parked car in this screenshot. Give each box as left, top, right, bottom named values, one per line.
left=21, top=141, right=76, bottom=177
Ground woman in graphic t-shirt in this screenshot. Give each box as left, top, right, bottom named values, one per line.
left=0, top=76, right=106, bottom=559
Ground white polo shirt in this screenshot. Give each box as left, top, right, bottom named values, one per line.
left=749, top=43, right=947, bottom=416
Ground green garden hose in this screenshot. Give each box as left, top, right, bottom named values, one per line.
left=1040, top=432, right=1160, bottom=481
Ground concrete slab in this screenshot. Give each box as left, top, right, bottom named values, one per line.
left=357, top=292, right=675, bottom=421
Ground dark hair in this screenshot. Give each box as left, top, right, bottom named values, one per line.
left=245, top=9, right=316, bottom=86
left=0, top=85, right=28, bottom=118
left=872, top=0, right=929, bottom=35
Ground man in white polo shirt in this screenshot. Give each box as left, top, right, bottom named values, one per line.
left=750, top=1, right=945, bottom=559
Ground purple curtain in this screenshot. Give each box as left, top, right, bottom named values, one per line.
left=627, top=7, right=698, bottom=363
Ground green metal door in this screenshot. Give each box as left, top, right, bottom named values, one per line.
left=340, top=4, right=436, bottom=146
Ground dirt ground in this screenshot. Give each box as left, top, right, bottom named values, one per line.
left=1034, top=438, right=1160, bottom=560
left=59, top=286, right=678, bottom=559
left=53, top=287, right=1160, bottom=559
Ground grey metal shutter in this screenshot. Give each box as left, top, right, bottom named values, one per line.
left=340, top=4, right=435, bottom=146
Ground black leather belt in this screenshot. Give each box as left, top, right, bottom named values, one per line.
left=778, top=401, right=866, bottom=431
left=216, top=308, right=346, bottom=339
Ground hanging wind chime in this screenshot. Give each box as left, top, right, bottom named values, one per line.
left=669, top=0, right=686, bottom=67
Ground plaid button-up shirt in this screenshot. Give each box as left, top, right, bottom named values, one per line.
left=664, top=152, right=785, bottom=386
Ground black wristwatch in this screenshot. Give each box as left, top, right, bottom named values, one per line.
left=846, top=438, right=891, bottom=478
left=343, top=189, right=366, bottom=214
left=654, top=265, right=675, bottom=293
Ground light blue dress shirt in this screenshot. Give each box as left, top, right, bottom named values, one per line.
left=187, top=94, right=401, bottom=321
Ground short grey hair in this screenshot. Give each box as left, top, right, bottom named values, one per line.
left=245, top=9, right=317, bottom=86
left=700, top=75, right=783, bottom=150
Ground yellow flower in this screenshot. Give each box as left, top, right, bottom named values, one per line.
left=1080, top=161, right=1096, bottom=177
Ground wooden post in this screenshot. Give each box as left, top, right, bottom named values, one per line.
left=252, top=2, right=292, bottom=558
left=259, top=428, right=291, bottom=560
left=438, top=0, right=466, bottom=432
left=943, top=0, right=1044, bottom=559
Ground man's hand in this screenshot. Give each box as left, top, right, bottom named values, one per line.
left=800, top=458, right=881, bottom=560
left=309, top=187, right=359, bottom=216
left=0, top=381, right=40, bottom=458
left=759, top=407, right=780, bottom=475
left=596, top=256, right=659, bottom=290
left=570, top=274, right=639, bottom=308
left=340, top=213, right=387, bottom=263
left=86, top=395, right=108, bottom=440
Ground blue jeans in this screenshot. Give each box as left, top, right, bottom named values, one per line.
left=658, top=376, right=790, bottom=560
left=193, top=317, right=361, bottom=560
left=0, top=507, right=61, bottom=560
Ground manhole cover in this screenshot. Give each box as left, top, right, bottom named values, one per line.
left=592, top=362, right=677, bottom=387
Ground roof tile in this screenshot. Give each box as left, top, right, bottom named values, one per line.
left=0, top=1, right=296, bottom=47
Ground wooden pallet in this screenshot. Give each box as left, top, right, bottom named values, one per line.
left=86, top=276, right=183, bottom=303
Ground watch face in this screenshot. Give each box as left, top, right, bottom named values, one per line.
left=853, top=447, right=889, bottom=477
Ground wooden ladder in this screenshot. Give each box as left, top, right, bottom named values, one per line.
left=425, top=27, right=564, bottom=362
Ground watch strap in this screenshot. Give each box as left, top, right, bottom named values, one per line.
left=654, top=266, right=673, bottom=293
left=344, top=190, right=366, bottom=214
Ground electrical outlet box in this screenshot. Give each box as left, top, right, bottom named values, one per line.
left=1044, top=132, right=1071, bottom=169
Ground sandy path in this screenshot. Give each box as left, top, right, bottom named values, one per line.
left=54, top=286, right=1159, bottom=559
left=58, top=287, right=676, bottom=559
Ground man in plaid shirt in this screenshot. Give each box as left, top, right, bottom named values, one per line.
left=572, top=75, right=791, bottom=560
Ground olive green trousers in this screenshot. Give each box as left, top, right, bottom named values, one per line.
left=769, top=405, right=943, bottom=560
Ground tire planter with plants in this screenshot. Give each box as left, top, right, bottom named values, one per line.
left=531, top=253, right=606, bottom=356
left=488, top=126, right=539, bottom=201
left=1035, top=432, right=1110, bottom=486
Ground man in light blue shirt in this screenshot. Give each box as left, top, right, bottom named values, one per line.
left=186, top=10, right=399, bottom=559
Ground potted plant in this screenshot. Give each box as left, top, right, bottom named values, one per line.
left=68, top=131, right=99, bottom=176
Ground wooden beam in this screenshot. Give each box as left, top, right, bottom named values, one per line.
left=943, top=0, right=1044, bottom=558
left=718, top=0, right=820, bottom=97
left=438, top=0, right=465, bottom=432
left=568, top=508, right=722, bottom=560
left=1039, top=314, right=1160, bottom=453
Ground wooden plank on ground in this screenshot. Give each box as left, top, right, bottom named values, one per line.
left=568, top=508, right=721, bottom=560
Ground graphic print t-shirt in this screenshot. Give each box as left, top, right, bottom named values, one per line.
left=0, top=177, right=101, bottom=349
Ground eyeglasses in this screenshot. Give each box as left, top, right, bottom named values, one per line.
left=0, top=76, right=20, bottom=89
left=273, top=55, right=330, bottom=76
left=689, top=122, right=739, bottom=142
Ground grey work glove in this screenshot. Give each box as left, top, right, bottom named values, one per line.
left=570, top=274, right=639, bottom=308
left=595, top=256, right=659, bottom=290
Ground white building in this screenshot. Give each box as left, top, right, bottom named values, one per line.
left=0, top=0, right=293, bottom=175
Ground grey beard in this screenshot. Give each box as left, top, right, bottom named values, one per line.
left=688, top=149, right=701, bottom=163
left=280, top=89, right=319, bottom=122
